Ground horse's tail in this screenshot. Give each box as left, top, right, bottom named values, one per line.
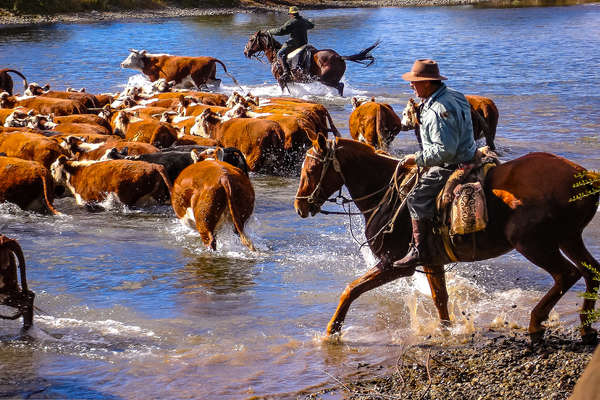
left=213, top=59, right=241, bottom=87
left=341, top=40, right=380, bottom=67
left=1, top=69, right=28, bottom=92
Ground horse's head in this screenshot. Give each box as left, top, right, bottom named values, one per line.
left=401, top=98, right=420, bottom=130
left=294, top=134, right=345, bottom=218
left=244, top=31, right=267, bottom=59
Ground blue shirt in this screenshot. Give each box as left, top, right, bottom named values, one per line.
left=415, top=83, right=476, bottom=168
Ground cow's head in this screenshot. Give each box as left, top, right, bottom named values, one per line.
left=190, top=147, right=224, bottom=164
left=27, top=113, right=56, bottom=130
left=222, top=104, right=249, bottom=121
left=120, top=49, right=148, bottom=71
left=151, top=78, right=173, bottom=93
left=23, top=82, right=49, bottom=97
left=113, top=111, right=131, bottom=137
left=401, top=98, right=420, bottom=130
left=190, top=109, right=221, bottom=138
left=0, top=92, right=16, bottom=108
left=3, top=109, right=29, bottom=128
left=50, top=155, right=70, bottom=185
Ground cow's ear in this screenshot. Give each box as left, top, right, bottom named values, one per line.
left=190, top=149, right=201, bottom=163
left=140, top=50, right=147, bottom=56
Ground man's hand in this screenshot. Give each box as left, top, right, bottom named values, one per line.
left=401, top=154, right=416, bottom=167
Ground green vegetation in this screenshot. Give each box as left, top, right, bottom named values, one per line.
left=0, top=0, right=239, bottom=14
left=581, top=261, right=600, bottom=326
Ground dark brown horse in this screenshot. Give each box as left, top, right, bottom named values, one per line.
left=243, top=31, right=379, bottom=96
left=294, top=135, right=600, bottom=344
left=0, top=234, right=35, bottom=330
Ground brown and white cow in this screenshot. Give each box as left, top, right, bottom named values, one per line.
left=348, top=98, right=403, bottom=151
left=0, top=93, right=88, bottom=116
left=50, top=156, right=171, bottom=208
left=0, top=155, right=59, bottom=214
left=120, top=49, right=240, bottom=89
left=171, top=153, right=255, bottom=251
left=250, top=97, right=340, bottom=139
left=112, top=111, right=177, bottom=148
left=62, top=136, right=159, bottom=161
left=192, top=109, right=285, bottom=174
left=0, top=131, right=69, bottom=168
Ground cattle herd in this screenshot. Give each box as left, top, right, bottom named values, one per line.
left=0, top=52, right=500, bottom=328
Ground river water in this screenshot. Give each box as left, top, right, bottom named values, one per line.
left=1, top=4, right=599, bottom=399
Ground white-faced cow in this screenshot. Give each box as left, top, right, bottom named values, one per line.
left=120, top=49, right=239, bottom=90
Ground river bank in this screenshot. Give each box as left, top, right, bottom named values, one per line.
left=0, top=0, right=595, bottom=26
left=305, top=327, right=596, bottom=399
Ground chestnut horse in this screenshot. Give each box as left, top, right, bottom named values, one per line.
left=294, top=136, right=600, bottom=344
left=243, top=31, right=379, bottom=96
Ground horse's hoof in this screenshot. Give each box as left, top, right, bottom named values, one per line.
left=529, top=329, right=545, bottom=344
left=581, top=331, right=598, bottom=345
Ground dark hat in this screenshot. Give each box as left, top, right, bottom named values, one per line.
left=402, top=59, right=447, bottom=81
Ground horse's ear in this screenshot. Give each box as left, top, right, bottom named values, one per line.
left=314, top=132, right=327, bottom=152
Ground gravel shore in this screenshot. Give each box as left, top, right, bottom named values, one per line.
left=0, top=0, right=488, bottom=26
left=306, top=327, right=596, bottom=399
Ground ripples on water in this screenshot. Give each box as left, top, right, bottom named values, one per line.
left=1, top=5, right=600, bottom=399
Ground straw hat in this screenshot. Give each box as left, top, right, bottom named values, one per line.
left=288, top=6, right=299, bottom=14
left=402, top=59, right=447, bottom=81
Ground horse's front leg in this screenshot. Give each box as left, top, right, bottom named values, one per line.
left=327, top=260, right=415, bottom=336
left=422, top=265, right=450, bottom=324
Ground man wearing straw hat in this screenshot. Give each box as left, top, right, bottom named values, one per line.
left=266, top=6, right=315, bottom=80
left=393, top=59, right=476, bottom=269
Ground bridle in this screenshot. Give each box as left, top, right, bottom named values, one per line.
left=294, top=139, right=342, bottom=209
left=295, top=139, right=389, bottom=216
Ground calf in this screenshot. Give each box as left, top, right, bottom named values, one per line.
left=465, top=94, right=499, bottom=151
left=171, top=155, right=255, bottom=251
left=50, top=156, right=172, bottom=208
left=348, top=98, right=403, bottom=151
left=0, top=156, right=59, bottom=214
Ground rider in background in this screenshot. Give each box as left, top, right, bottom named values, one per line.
left=393, top=59, right=476, bottom=269
left=266, top=6, right=314, bottom=80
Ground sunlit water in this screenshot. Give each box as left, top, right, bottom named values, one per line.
left=1, top=5, right=600, bottom=399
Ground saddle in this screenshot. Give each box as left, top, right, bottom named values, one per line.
left=286, top=44, right=316, bottom=75
left=434, top=146, right=501, bottom=261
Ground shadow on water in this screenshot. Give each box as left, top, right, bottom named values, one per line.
left=0, top=24, right=70, bottom=44
left=178, top=250, right=258, bottom=296
left=0, top=341, right=122, bottom=399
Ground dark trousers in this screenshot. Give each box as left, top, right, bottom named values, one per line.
left=406, top=166, right=454, bottom=220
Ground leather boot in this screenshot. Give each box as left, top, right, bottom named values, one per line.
left=392, top=218, right=432, bottom=269
left=279, top=57, right=291, bottom=80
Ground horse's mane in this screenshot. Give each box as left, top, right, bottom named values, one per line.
left=336, top=137, right=400, bottom=164
left=260, top=32, right=282, bottom=50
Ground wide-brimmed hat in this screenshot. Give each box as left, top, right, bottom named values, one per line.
left=288, top=6, right=299, bottom=14
left=402, top=59, right=447, bottom=81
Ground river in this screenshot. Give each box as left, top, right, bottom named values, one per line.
left=0, top=4, right=599, bottom=399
